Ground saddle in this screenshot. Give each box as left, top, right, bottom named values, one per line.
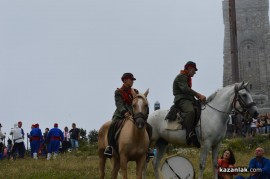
left=107, top=119, right=126, bottom=150
left=165, top=100, right=201, bottom=130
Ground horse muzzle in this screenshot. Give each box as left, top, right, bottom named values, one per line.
left=135, top=118, right=146, bottom=129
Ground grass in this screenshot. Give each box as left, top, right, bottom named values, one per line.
left=0, top=136, right=269, bottom=178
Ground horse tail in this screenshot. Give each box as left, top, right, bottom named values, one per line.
left=98, top=121, right=112, bottom=152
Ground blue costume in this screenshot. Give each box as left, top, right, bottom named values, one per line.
left=248, top=157, right=270, bottom=179
left=30, top=127, right=43, bottom=159
left=46, top=125, right=63, bottom=158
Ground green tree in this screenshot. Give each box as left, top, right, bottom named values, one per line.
left=79, top=128, right=88, bottom=142
left=88, top=129, right=98, bottom=144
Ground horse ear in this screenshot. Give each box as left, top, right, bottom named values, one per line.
left=236, top=81, right=245, bottom=90
left=131, top=89, right=137, bottom=98
left=144, top=88, right=149, bottom=97
left=244, top=81, right=249, bottom=88
left=240, top=81, right=245, bottom=88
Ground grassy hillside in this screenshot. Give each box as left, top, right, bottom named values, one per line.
left=0, top=136, right=269, bottom=178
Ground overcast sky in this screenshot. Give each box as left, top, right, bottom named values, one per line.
left=0, top=0, right=224, bottom=138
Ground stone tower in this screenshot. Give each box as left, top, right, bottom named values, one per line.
left=223, top=0, right=270, bottom=112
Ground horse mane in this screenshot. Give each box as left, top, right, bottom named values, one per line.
left=206, top=91, right=218, bottom=103
left=206, top=83, right=237, bottom=103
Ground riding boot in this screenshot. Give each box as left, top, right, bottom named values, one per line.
left=104, top=146, right=113, bottom=158
left=146, top=123, right=154, bottom=158
left=181, top=108, right=200, bottom=147
left=104, top=120, right=117, bottom=158
left=187, top=131, right=201, bottom=148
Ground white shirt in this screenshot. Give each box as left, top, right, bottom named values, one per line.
left=250, top=118, right=257, bottom=128
left=63, top=131, right=70, bottom=141
left=10, top=124, right=24, bottom=143
left=0, top=130, right=5, bottom=143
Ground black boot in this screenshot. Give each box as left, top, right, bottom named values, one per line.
left=147, top=148, right=154, bottom=159
left=104, top=146, right=113, bottom=158
left=187, top=131, right=201, bottom=148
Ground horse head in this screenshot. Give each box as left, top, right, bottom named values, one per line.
left=233, top=81, right=259, bottom=118
left=131, top=89, right=149, bottom=129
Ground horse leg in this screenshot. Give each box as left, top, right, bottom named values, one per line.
left=198, top=141, right=211, bottom=179
left=136, top=155, right=146, bottom=179
left=98, top=150, right=106, bottom=179
left=142, top=160, right=148, bottom=179
left=152, top=138, right=168, bottom=179
left=119, top=156, right=128, bottom=179
left=111, top=157, right=120, bottom=179
left=212, top=144, right=220, bottom=179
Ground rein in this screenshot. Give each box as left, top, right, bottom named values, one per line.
left=202, top=86, right=255, bottom=116
left=203, top=103, right=233, bottom=115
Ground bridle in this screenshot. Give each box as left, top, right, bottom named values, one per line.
left=232, top=87, right=256, bottom=115
left=204, top=85, right=256, bottom=116
left=131, top=95, right=149, bottom=125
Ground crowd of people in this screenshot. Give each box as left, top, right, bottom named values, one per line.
left=230, top=112, right=270, bottom=137
left=0, top=121, right=80, bottom=160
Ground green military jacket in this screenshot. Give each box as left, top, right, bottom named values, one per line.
left=173, top=73, right=197, bottom=103
left=112, top=88, right=138, bottom=120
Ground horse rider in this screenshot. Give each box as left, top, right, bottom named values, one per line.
left=104, top=73, right=154, bottom=158
left=167, top=61, right=206, bottom=148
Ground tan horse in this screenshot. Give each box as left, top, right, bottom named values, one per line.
left=98, top=89, right=150, bottom=179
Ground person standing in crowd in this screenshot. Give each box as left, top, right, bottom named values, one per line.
left=266, top=114, right=270, bottom=133
left=242, top=112, right=252, bottom=137
left=6, top=138, right=12, bottom=160
left=0, top=123, right=6, bottom=160
left=29, top=124, right=43, bottom=159
left=62, top=126, right=71, bottom=153
left=42, top=128, right=49, bottom=156
left=250, top=118, right=257, bottom=137
left=46, top=123, right=63, bottom=160
left=10, top=123, right=25, bottom=160
left=28, top=124, right=35, bottom=157
left=69, top=123, right=80, bottom=151
left=18, top=121, right=26, bottom=158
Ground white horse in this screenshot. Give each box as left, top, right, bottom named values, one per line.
left=147, top=82, right=259, bottom=179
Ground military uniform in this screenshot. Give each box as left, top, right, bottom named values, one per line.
left=104, top=73, right=153, bottom=158
left=167, top=61, right=201, bottom=148
left=173, top=72, right=197, bottom=136
left=112, top=86, right=138, bottom=121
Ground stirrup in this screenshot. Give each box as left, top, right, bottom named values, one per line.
left=147, top=148, right=155, bottom=159
left=188, top=132, right=200, bottom=148
left=104, top=146, right=113, bottom=158
left=147, top=152, right=155, bottom=158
